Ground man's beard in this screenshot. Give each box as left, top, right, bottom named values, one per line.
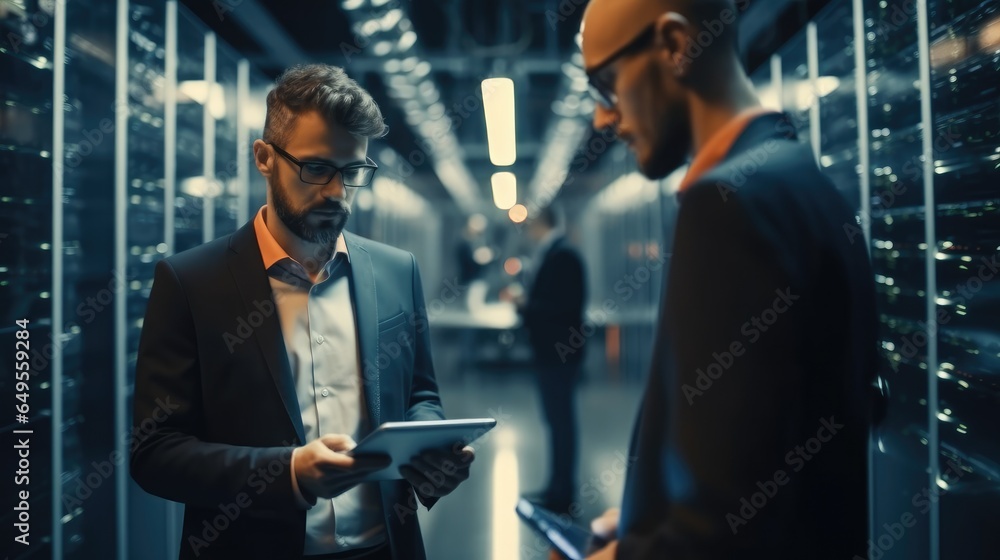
left=641, top=113, right=692, bottom=180
left=271, top=178, right=350, bottom=247
left=638, top=64, right=692, bottom=180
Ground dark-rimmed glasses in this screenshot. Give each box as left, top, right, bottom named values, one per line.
left=268, top=142, right=378, bottom=187
left=586, top=24, right=657, bottom=109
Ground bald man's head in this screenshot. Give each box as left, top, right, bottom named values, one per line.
left=579, top=0, right=752, bottom=181
left=581, top=0, right=742, bottom=71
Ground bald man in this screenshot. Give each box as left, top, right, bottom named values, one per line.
left=570, top=1, right=880, bottom=559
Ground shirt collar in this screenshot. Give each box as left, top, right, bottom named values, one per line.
left=252, top=205, right=350, bottom=273
left=679, top=107, right=778, bottom=192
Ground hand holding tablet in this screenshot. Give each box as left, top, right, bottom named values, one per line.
left=347, top=418, right=497, bottom=482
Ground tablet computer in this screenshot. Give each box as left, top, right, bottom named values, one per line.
left=516, top=498, right=599, bottom=560
left=348, top=418, right=497, bottom=481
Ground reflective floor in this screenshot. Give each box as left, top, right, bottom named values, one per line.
left=417, top=366, right=644, bottom=560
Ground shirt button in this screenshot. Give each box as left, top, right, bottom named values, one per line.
left=315, top=335, right=325, bottom=344
left=321, top=388, right=330, bottom=397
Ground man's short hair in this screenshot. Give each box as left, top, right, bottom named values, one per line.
left=263, top=64, right=387, bottom=146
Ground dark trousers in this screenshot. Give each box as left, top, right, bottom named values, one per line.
left=535, top=362, right=580, bottom=502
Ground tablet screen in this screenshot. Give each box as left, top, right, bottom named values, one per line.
left=348, top=418, right=497, bottom=481
left=516, top=498, right=594, bottom=560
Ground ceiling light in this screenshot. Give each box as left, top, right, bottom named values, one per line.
left=398, top=31, right=417, bottom=51
left=492, top=172, right=517, bottom=209
left=508, top=204, right=528, bottom=223
left=482, top=78, right=516, bottom=166
left=373, top=40, right=393, bottom=56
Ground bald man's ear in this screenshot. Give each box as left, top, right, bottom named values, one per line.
left=653, top=12, right=693, bottom=78
left=253, top=139, right=275, bottom=179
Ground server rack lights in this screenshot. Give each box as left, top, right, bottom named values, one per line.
left=1, top=1, right=266, bottom=558
left=1, top=0, right=60, bottom=556
left=750, top=0, right=1000, bottom=558
left=927, top=0, right=1000, bottom=555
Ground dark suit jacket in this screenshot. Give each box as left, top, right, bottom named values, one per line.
left=617, top=113, right=879, bottom=559
left=130, top=221, right=444, bottom=560
left=521, top=236, right=588, bottom=366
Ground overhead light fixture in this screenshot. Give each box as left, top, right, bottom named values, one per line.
left=380, top=9, right=403, bottom=30
left=482, top=78, right=516, bottom=166
left=178, top=80, right=226, bottom=119
left=508, top=204, right=528, bottom=223
left=372, top=40, right=393, bottom=56
left=398, top=31, right=417, bottom=51
left=491, top=172, right=517, bottom=209
left=383, top=59, right=401, bottom=73
left=413, top=61, right=432, bottom=78
left=400, top=56, right=419, bottom=72
left=339, top=3, right=481, bottom=213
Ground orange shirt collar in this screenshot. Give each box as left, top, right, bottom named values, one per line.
left=679, top=107, right=777, bottom=192
left=252, top=205, right=349, bottom=271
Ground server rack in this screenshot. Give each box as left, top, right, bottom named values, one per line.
left=749, top=0, right=999, bottom=557
left=1, top=1, right=269, bottom=558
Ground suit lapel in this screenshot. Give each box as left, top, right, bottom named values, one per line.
left=227, top=221, right=307, bottom=443
left=344, top=231, right=381, bottom=427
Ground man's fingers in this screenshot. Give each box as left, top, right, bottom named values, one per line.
left=398, top=465, right=429, bottom=487
left=320, top=434, right=357, bottom=452
left=591, top=508, right=620, bottom=537
left=419, top=447, right=474, bottom=471
left=315, top=452, right=390, bottom=473
left=352, top=453, right=392, bottom=471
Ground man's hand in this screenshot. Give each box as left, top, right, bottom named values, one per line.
left=400, top=445, right=475, bottom=499
left=585, top=540, right=618, bottom=559
left=549, top=508, right=621, bottom=560
left=591, top=508, right=620, bottom=539
left=294, top=434, right=390, bottom=500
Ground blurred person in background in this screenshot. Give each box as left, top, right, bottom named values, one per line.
left=565, top=0, right=880, bottom=558
left=131, top=64, right=473, bottom=560
left=517, top=204, right=588, bottom=514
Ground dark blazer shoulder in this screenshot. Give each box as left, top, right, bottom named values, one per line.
left=345, top=231, right=415, bottom=272
left=165, top=234, right=235, bottom=272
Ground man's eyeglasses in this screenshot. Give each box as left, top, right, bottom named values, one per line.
left=586, top=25, right=657, bottom=109
left=268, top=142, right=378, bottom=187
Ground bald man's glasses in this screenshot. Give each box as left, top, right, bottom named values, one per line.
left=586, top=25, right=656, bottom=109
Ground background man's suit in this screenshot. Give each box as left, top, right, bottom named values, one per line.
left=130, top=220, right=443, bottom=560
left=617, top=113, right=879, bottom=559
left=521, top=235, right=587, bottom=507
